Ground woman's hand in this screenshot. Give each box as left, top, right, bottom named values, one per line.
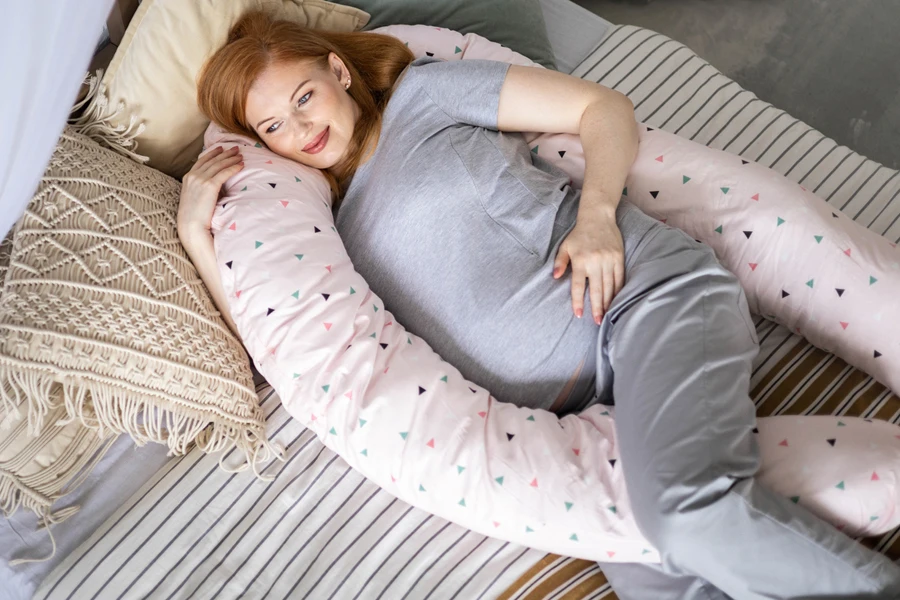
left=177, top=146, right=244, bottom=237
left=553, top=214, right=625, bottom=325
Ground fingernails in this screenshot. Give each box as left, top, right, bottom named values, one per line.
left=575, top=308, right=583, bottom=318
left=595, top=314, right=602, bottom=325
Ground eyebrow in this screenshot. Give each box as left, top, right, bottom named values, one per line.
left=255, top=79, right=311, bottom=129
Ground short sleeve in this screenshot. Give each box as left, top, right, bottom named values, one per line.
left=408, top=57, right=511, bottom=130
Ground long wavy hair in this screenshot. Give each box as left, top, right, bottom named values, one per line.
left=197, top=10, right=415, bottom=204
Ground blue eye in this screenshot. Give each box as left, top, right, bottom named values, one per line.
left=265, top=92, right=313, bottom=134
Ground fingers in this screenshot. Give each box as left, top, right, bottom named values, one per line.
left=212, top=161, right=245, bottom=186
left=571, top=266, right=586, bottom=319
left=553, top=247, right=569, bottom=279
left=196, top=146, right=242, bottom=176
left=601, top=265, right=614, bottom=316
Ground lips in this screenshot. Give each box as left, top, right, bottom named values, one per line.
left=303, top=127, right=329, bottom=153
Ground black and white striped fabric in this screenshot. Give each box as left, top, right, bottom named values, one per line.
left=36, top=24, right=900, bottom=600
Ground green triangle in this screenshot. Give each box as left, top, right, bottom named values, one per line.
left=405, top=42, right=409, bottom=46
left=790, top=496, right=800, bottom=503
left=419, top=483, right=425, bottom=491
left=322, top=384, right=330, bottom=393
left=600, top=410, right=610, bottom=416
left=837, top=421, right=846, bottom=427
left=350, top=287, right=356, bottom=294
left=458, top=498, right=466, bottom=507
left=565, top=501, right=573, bottom=511
left=457, top=465, right=465, bottom=474
left=622, top=187, right=628, bottom=196
left=291, top=290, right=300, bottom=299
left=373, top=304, right=379, bottom=312
left=407, top=337, right=412, bottom=345
left=255, top=241, right=263, bottom=249
left=871, top=515, right=879, bottom=521
left=360, top=448, right=368, bottom=456
left=836, top=481, right=845, bottom=490
left=776, top=217, right=785, bottom=226
left=293, top=372, right=301, bottom=379
left=642, top=549, right=652, bottom=555
left=454, top=46, right=462, bottom=54
left=608, top=505, right=617, bottom=514
left=714, top=225, right=723, bottom=234
left=359, top=418, right=367, bottom=427
left=870, top=275, right=877, bottom=285
left=295, top=254, right=304, bottom=261
left=400, top=432, right=408, bottom=440
left=369, top=332, right=377, bottom=338
left=569, top=533, right=579, bottom=541
left=495, top=476, right=504, bottom=485
left=806, top=279, right=815, bottom=288
left=295, top=176, right=302, bottom=182
left=525, top=526, right=534, bottom=533
left=814, top=235, right=823, bottom=244
left=241, top=186, right=247, bottom=191
left=682, top=175, right=691, bottom=184
left=526, top=415, right=536, bottom=422
left=254, top=142, right=262, bottom=148
left=331, top=226, right=336, bottom=232
left=440, top=375, right=448, bottom=382
left=329, top=427, right=337, bottom=435
left=531, top=145, right=539, bottom=154
left=721, top=187, right=730, bottom=194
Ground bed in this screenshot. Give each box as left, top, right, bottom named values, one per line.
left=5, top=0, right=899, bottom=598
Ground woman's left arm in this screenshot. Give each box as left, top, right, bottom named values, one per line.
left=497, top=64, right=640, bottom=323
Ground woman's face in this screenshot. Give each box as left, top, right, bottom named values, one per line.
left=245, top=52, right=359, bottom=169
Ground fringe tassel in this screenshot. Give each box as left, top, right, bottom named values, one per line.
left=67, top=70, right=149, bottom=164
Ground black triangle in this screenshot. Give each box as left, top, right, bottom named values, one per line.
left=835, top=288, right=844, bottom=297
left=781, top=290, right=790, bottom=298
left=558, top=150, right=566, bottom=158
left=650, top=191, right=659, bottom=199
left=266, top=308, right=275, bottom=316
left=832, top=212, right=839, bottom=218
left=380, top=343, right=388, bottom=350
left=314, top=226, right=321, bottom=233
left=347, top=344, right=352, bottom=349
left=268, top=183, right=276, bottom=189
left=222, top=203, right=228, bottom=208
left=418, top=386, right=426, bottom=395
left=322, top=293, right=330, bottom=301
left=647, top=127, right=654, bottom=131
left=558, top=421, right=564, bottom=429
left=226, top=261, right=233, bottom=269
left=752, top=427, right=759, bottom=433
left=874, top=350, right=882, bottom=358
left=743, top=231, right=753, bottom=239
left=742, top=159, right=749, bottom=165
left=425, top=51, right=434, bottom=57
left=609, top=459, right=616, bottom=468
left=694, top=239, right=701, bottom=244
left=469, top=387, right=477, bottom=393
left=827, top=438, right=836, bottom=447
left=506, top=433, right=515, bottom=441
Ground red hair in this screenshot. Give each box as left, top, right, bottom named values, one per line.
left=197, top=10, right=414, bottom=204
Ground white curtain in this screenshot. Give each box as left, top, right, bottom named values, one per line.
left=0, top=0, right=115, bottom=239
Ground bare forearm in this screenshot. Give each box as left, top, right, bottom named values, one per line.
left=178, top=224, right=241, bottom=340
left=577, top=95, right=640, bottom=222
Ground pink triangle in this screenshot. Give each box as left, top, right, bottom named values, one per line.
left=779, top=439, right=789, bottom=447
left=386, top=321, right=393, bottom=327
left=265, top=160, right=273, bottom=164
left=478, top=411, right=487, bottom=418
left=391, top=475, right=396, bottom=482
left=228, top=222, right=236, bottom=231
left=384, top=367, right=389, bottom=374
left=323, top=322, right=332, bottom=331
left=606, top=551, right=616, bottom=558
left=751, top=193, right=760, bottom=201
left=426, top=438, right=435, bottom=448
left=530, top=478, right=538, bottom=487
left=749, top=263, right=758, bottom=271
left=235, top=290, right=242, bottom=298
left=840, top=321, right=849, bottom=330
left=573, top=448, right=580, bottom=456
left=795, top=327, right=802, bottom=334
left=891, top=242, right=897, bottom=248
left=310, top=413, right=317, bottom=421
left=872, top=471, right=880, bottom=481
left=493, top=521, right=500, bottom=528
left=655, top=155, right=664, bottom=162
left=660, top=218, right=667, bottom=224
left=345, top=391, right=353, bottom=399
left=844, top=248, right=852, bottom=257
left=800, top=185, right=807, bottom=192
left=280, top=200, right=289, bottom=207
left=325, top=265, right=332, bottom=273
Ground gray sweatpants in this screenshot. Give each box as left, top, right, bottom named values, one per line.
left=580, top=222, right=900, bottom=599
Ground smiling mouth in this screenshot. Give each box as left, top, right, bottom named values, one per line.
left=303, top=127, right=329, bottom=153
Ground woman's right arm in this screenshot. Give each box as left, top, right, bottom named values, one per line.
left=177, top=145, right=245, bottom=340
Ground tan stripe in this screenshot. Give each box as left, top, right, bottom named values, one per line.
left=820, top=371, right=885, bottom=416
left=521, top=559, right=599, bottom=600
left=496, top=554, right=562, bottom=600
left=780, top=354, right=849, bottom=415
left=559, top=569, right=615, bottom=600
left=870, top=394, right=900, bottom=421
left=750, top=340, right=807, bottom=401
left=755, top=347, right=829, bottom=416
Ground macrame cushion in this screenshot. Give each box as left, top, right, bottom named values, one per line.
left=0, top=128, right=280, bottom=476
left=375, top=23, right=900, bottom=397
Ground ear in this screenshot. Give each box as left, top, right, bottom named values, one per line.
left=328, top=52, right=347, bottom=81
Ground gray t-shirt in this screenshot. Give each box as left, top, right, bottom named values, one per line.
left=335, top=56, right=656, bottom=412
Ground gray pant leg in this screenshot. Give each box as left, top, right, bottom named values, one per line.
left=594, top=224, right=900, bottom=600
left=600, top=561, right=731, bottom=600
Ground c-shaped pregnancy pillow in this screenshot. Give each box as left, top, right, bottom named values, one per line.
left=205, top=123, right=900, bottom=563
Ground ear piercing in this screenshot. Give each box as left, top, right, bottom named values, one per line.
left=345, top=76, right=351, bottom=89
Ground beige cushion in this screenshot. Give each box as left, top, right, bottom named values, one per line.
left=0, top=128, right=279, bottom=475
left=99, top=0, right=371, bottom=179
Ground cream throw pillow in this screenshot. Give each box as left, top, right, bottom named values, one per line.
left=0, top=128, right=281, bottom=480
left=96, top=0, right=371, bottom=179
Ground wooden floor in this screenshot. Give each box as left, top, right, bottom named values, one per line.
left=575, top=0, right=900, bottom=170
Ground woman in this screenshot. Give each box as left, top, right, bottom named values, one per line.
left=177, top=11, right=900, bottom=599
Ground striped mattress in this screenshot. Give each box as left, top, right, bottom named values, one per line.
left=36, top=24, right=900, bottom=600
